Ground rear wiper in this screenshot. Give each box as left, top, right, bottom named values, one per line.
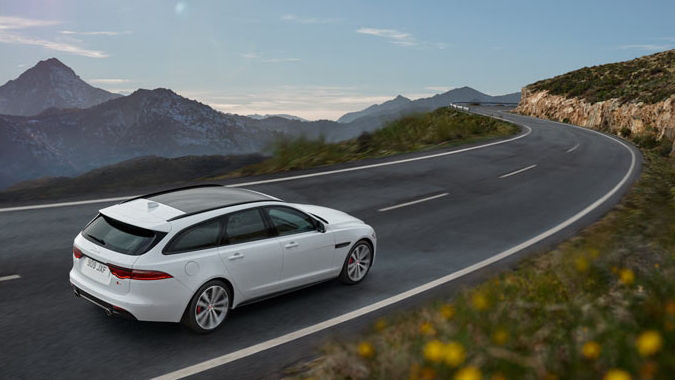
left=86, top=234, right=106, bottom=246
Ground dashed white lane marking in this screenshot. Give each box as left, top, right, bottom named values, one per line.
left=0, top=124, right=531, bottom=214
left=0, top=274, right=21, bottom=282
left=378, top=193, right=449, bottom=212
left=498, top=164, right=537, bottom=179
left=566, top=143, right=580, bottom=153
left=151, top=118, right=637, bottom=380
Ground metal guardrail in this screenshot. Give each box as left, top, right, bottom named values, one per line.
left=449, top=103, right=470, bottom=111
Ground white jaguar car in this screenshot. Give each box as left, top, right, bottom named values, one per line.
left=69, top=185, right=376, bottom=333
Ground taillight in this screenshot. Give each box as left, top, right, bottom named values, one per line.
left=73, top=246, right=84, bottom=259
left=108, top=264, right=172, bottom=280
left=108, top=264, right=132, bottom=279
left=130, top=269, right=173, bottom=280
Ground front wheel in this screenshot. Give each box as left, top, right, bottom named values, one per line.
left=339, top=240, right=373, bottom=285
left=183, top=280, right=231, bottom=334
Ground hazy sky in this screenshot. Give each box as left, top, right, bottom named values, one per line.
left=0, top=0, right=673, bottom=120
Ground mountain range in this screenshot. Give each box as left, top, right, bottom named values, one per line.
left=0, top=58, right=520, bottom=189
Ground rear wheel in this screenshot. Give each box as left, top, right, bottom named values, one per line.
left=339, top=240, right=373, bottom=284
left=183, top=280, right=231, bottom=334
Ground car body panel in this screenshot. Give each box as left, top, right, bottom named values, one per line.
left=219, top=238, right=283, bottom=300
left=99, top=198, right=183, bottom=232
left=275, top=230, right=336, bottom=289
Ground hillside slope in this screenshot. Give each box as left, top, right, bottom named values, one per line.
left=516, top=50, right=674, bottom=153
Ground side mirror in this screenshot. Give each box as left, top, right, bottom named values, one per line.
left=316, top=221, right=326, bottom=233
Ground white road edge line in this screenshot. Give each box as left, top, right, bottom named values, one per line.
left=378, top=193, right=449, bottom=212
left=566, top=143, right=580, bottom=153
left=0, top=274, right=21, bottom=282
left=0, top=125, right=531, bottom=214
left=499, top=164, right=537, bottom=179
left=152, top=118, right=637, bottom=380
left=0, top=196, right=138, bottom=213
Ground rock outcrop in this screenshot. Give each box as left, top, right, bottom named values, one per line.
left=516, top=88, right=675, bottom=152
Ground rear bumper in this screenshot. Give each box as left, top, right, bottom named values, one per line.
left=71, top=285, right=137, bottom=320
left=69, top=267, right=192, bottom=323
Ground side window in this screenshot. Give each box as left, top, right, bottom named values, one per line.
left=165, top=218, right=222, bottom=254
left=266, top=206, right=316, bottom=236
left=224, top=208, right=270, bottom=245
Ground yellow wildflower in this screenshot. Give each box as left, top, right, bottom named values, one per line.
left=581, top=341, right=601, bottom=359
left=471, top=292, right=489, bottom=311
left=455, top=366, right=481, bottom=380
left=636, top=330, right=662, bottom=356
left=420, top=322, right=436, bottom=336
left=357, top=341, right=374, bottom=358
left=603, top=369, right=631, bottom=380
left=423, top=340, right=445, bottom=362
left=374, top=318, right=387, bottom=331
left=492, top=328, right=509, bottom=345
left=575, top=256, right=589, bottom=272
left=443, top=341, right=465, bottom=367
left=440, top=304, right=456, bottom=319
left=619, top=269, right=634, bottom=285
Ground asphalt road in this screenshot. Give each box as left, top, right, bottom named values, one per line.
left=0, top=108, right=640, bottom=379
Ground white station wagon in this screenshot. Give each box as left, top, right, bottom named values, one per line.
left=69, top=185, right=376, bottom=333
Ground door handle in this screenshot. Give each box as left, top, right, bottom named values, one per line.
left=228, top=252, right=244, bottom=260
left=284, top=242, right=299, bottom=249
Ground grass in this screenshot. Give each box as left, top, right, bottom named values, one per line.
left=219, top=107, right=518, bottom=178
left=528, top=49, right=674, bottom=104
left=286, top=143, right=675, bottom=379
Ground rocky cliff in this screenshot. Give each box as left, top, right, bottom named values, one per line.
left=516, top=88, right=674, bottom=141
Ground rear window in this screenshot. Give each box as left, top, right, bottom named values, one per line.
left=82, top=215, right=165, bottom=256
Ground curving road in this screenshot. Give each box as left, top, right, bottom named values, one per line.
left=0, top=108, right=640, bottom=379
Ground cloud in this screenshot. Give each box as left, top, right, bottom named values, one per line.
left=60, top=30, right=132, bottom=36
left=240, top=52, right=260, bottom=59
left=0, top=15, right=108, bottom=58
left=0, top=32, right=108, bottom=58
left=618, top=44, right=670, bottom=51
left=356, top=27, right=447, bottom=49
left=0, top=16, right=60, bottom=30
left=357, top=27, right=412, bottom=42
left=281, top=14, right=338, bottom=24
left=88, top=78, right=132, bottom=84
left=191, top=85, right=399, bottom=120
left=261, top=57, right=301, bottom=63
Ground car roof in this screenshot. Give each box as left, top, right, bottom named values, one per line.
left=145, top=185, right=278, bottom=215
left=99, top=185, right=281, bottom=231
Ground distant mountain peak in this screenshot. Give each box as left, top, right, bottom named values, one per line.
left=0, top=58, right=122, bottom=116
left=35, top=57, right=70, bottom=69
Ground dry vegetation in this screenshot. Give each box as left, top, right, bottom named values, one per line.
left=528, top=49, right=675, bottom=104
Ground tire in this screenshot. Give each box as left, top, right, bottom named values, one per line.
left=183, top=280, right=231, bottom=334
left=339, top=240, right=373, bottom=285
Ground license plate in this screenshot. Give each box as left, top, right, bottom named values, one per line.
left=81, top=256, right=111, bottom=284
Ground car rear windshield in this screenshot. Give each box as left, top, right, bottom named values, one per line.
left=82, top=215, right=165, bottom=256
